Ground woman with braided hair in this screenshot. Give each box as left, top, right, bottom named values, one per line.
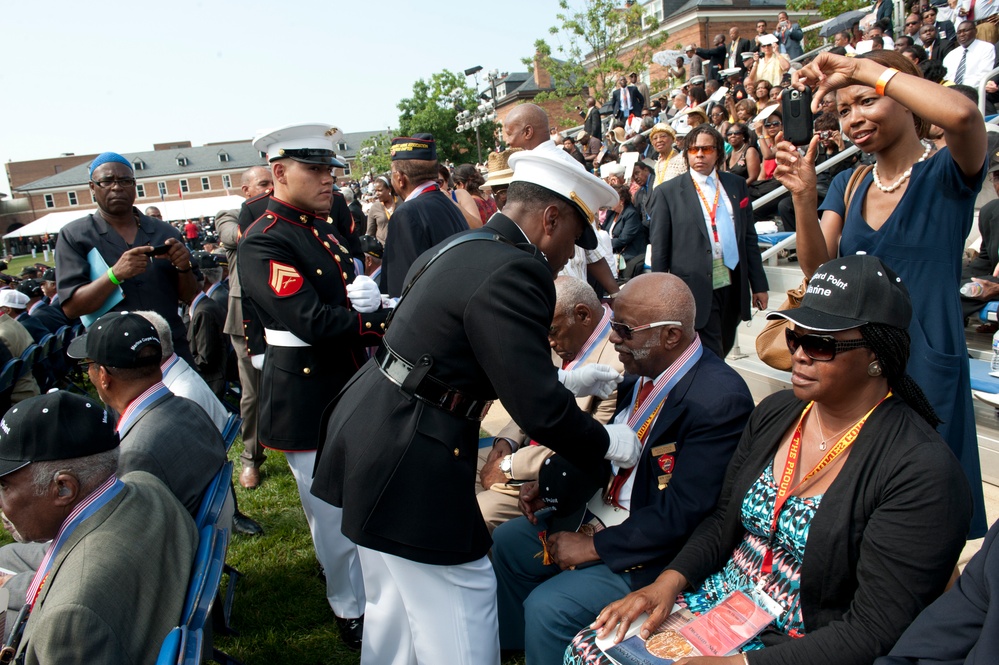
left=567, top=255, right=971, bottom=665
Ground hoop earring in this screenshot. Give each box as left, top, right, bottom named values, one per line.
left=867, top=361, right=882, bottom=377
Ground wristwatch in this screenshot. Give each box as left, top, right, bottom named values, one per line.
left=500, top=454, right=514, bottom=480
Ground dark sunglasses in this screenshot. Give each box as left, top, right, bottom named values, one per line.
left=764, top=120, right=782, bottom=128
left=610, top=319, right=681, bottom=340
left=785, top=328, right=868, bottom=361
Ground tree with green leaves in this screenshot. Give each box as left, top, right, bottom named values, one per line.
left=356, top=133, right=393, bottom=178
left=397, top=69, right=498, bottom=164
left=530, top=0, right=665, bottom=101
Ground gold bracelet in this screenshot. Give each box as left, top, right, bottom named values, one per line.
left=875, top=68, right=899, bottom=96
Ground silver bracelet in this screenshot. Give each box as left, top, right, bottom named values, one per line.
left=741, top=653, right=750, bottom=665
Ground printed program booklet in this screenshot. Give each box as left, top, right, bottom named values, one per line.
left=598, top=591, right=775, bottom=665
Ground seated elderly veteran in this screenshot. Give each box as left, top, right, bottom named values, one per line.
left=0, top=289, right=47, bottom=344
left=55, top=152, right=197, bottom=364
left=0, top=391, right=197, bottom=664
left=66, top=311, right=226, bottom=516
left=477, top=275, right=623, bottom=533
left=136, top=309, right=261, bottom=537
left=875, top=518, right=999, bottom=665
left=494, top=273, right=754, bottom=664
left=573, top=255, right=973, bottom=665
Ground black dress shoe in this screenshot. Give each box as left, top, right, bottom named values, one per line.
left=335, top=615, right=363, bottom=651
left=232, top=511, right=264, bottom=536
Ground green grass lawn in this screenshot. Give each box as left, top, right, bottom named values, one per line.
left=1, top=254, right=54, bottom=280
left=218, top=443, right=526, bottom=665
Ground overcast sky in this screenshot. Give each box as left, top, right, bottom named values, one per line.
left=0, top=0, right=561, bottom=193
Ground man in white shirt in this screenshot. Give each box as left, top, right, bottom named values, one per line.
left=944, top=21, right=997, bottom=87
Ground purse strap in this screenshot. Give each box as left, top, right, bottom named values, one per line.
left=843, top=164, right=873, bottom=214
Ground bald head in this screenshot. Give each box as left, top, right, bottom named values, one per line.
left=240, top=165, right=273, bottom=199
left=620, top=273, right=696, bottom=343
left=503, top=103, right=550, bottom=150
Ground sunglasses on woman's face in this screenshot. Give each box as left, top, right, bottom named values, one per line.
left=764, top=120, right=782, bottom=128
left=785, top=328, right=868, bottom=361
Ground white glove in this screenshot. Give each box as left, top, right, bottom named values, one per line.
left=604, top=424, right=641, bottom=469
left=558, top=364, right=623, bottom=399
left=380, top=295, right=398, bottom=310
left=250, top=354, right=264, bottom=370
left=347, top=274, right=381, bottom=313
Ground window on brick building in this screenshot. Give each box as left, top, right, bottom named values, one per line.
left=201, top=177, right=211, bottom=191
left=68, top=192, right=78, bottom=206
left=343, top=162, right=352, bottom=176
left=180, top=179, right=189, bottom=193
left=136, top=183, right=146, bottom=198
left=44, top=194, right=54, bottom=208
left=217, top=150, right=230, bottom=162
left=133, top=159, right=146, bottom=171
left=158, top=181, right=167, bottom=197
left=222, top=174, right=232, bottom=189
left=90, top=191, right=96, bottom=202
left=176, top=155, right=189, bottom=167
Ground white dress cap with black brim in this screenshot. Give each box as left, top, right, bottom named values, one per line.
left=252, top=123, right=343, bottom=166
left=766, top=254, right=912, bottom=333
left=509, top=147, right=619, bottom=250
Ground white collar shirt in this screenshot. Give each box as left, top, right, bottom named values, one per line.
left=943, top=39, right=997, bottom=87
left=689, top=168, right=734, bottom=261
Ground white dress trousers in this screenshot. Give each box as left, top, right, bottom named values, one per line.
left=285, top=449, right=365, bottom=619
left=357, top=546, right=500, bottom=665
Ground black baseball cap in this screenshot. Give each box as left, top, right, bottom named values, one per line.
left=767, top=254, right=911, bottom=332
left=66, top=311, right=162, bottom=368
left=537, top=454, right=606, bottom=515
left=191, top=251, right=220, bottom=271
left=359, top=235, right=384, bottom=260
left=0, top=391, right=119, bottom=478
left=41, top=268, right=56, bottom=282
left=16, top=279, right=43, bottom=299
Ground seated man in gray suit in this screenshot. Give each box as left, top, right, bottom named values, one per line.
left=66, top=310, right=226, bottom=516
left=0, top=312, right=226, bottom=633
left=0, top=391, right=197, bottom=663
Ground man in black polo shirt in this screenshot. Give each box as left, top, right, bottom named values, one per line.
left=55, top=152, right=197, bottom=363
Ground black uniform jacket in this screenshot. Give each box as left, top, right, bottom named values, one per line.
left=312, top=213, right=610, bottom=566
left=238, top=196, right=388, bottom=451
left=380, top=185, right=469, bottom=298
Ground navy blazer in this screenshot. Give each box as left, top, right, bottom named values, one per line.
left=876, top=519, right=999, bottom=665
left=611, top=85, right=645, bottom=120
left=591, top=349, right=753, bottom=589
left=649, top=170, right=768, bottom=329
left=608, top=204, right=648, bottom=261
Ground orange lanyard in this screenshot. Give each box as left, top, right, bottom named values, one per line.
left=760, top=393, right=891, bottom=576
left=691, top=177, right=721, bottom=244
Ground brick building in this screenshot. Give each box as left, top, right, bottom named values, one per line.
left=3, top=131, right=385, bottom=235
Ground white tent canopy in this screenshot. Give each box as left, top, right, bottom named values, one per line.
left=4, top=194, right=246, bottom=239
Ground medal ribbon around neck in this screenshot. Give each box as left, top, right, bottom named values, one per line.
left=563, top=305, right=613, bottom=371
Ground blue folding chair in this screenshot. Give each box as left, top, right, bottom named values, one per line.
left=194, top=462, right=234, bottom=532
left=155, top=626, right=185, bottom=665
left=181, top=526, right=228, bottom=633
left=0, top=358, right=21, bottom=397
left=155, top=625, right=203, bottom=665
left=221, top=414, right=242, bottom=453
left=17, top=345, right=40, bottom=380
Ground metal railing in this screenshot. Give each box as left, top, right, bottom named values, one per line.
left=979, top=66, right=999, bottom=118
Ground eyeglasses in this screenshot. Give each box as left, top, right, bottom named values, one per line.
left=764, top=120, right=782, bottom=128
left=725, top=132, right=742, bottom=137
left=785, top=328, right=868, bottom=361
left=686, top=145, right=717, bottom=155
left=610, top=319, right=681, bottom=340
left=91, top=178, right=137, bottom=189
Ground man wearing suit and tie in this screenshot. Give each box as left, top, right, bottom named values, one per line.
left=727, top=26, right=755, bottom=74
left=610, top=76, right=644, bottom=123
left=493, top=273, right=754, bottom=664
left=648, top=124, right=768, bottom=359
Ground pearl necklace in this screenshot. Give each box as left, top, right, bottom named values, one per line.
left=872, top=141, right=931, bottom=193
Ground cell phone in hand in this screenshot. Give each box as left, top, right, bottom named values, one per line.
left=781, top=87, right=813, bottom=146
left=145, top=244, right=171, bottom=256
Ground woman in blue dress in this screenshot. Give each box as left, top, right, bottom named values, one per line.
left=773, top=49, right=988, bottom=537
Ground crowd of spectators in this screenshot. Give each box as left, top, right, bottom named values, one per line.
left=2, top=3, right=999, bottom=663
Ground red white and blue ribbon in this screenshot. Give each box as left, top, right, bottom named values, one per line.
left=626, top=334, right=703, bottom=432
left=116, top=381, right=171, bottom=435
left=25, top=474, right=124, bottom=608
left=563, top=304, right=613, bottom=371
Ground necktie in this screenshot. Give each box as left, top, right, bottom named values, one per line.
left=707, top=176, right=740, bottom=270
left=606, top=378, right=656, bottom=508
left=955, top=48, right=967, bottom=84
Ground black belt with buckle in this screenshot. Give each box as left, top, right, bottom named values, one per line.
left=376, top=345, right=492, bottom=421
